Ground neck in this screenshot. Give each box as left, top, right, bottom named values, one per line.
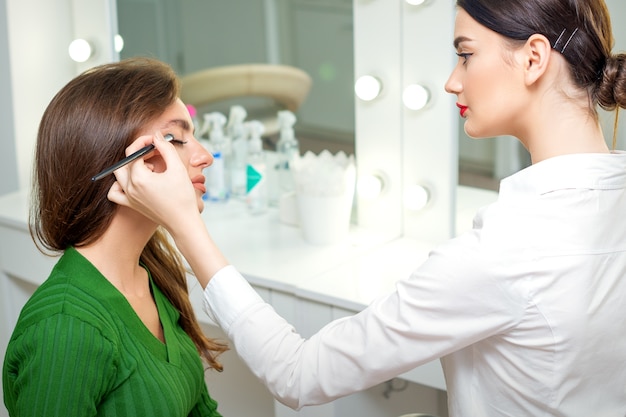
left=522, top=111, right=608, bottom=164
left=513, top=89, right=608, bottom=164
left=76, top=206, right=158, bottom=296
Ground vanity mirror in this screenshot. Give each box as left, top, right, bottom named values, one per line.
left=116, top=0, right=355, bottom=154
left=118, top=0, right=626, bottom=196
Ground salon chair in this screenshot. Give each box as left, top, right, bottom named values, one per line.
left=180, top=63, right=312, bottom=136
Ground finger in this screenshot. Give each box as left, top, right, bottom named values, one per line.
left=125, top=134, right=155, bottom=156
left=151, top=131, right=187, bottom=173
left=118, top=134, right=161, bottom=181
left=107, top=180, right=128, bottom=206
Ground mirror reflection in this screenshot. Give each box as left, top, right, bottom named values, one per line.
left=117, top=0, right=355, bottom=156
left=117, top=0, right=626, bottom=193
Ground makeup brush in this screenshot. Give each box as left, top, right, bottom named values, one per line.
left=91, top=134, right=174, bottom=181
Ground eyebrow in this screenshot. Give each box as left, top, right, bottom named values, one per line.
left=453, top=36, right=473, bottom=50
left=163, top=119, right=192, bottom=132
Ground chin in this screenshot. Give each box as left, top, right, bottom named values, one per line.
left=464, top=123, right=495, bottom=140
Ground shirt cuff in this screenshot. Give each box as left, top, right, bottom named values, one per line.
left=202, top=265, right=265, bottom=332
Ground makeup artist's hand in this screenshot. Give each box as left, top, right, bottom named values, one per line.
left=108, top=132, right=230, bottom=287
left=107, top=132, right=200, bottom=232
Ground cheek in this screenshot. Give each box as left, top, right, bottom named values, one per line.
left=464, top=68, right=517, bottom=137
left=147, top=149, right=191, bottom=173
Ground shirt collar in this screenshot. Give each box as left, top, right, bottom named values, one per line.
left=499, top=152, right=626, bottom=200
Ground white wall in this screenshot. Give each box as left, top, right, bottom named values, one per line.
left=2, top=0, right=119, bottom=193
left=0, top=0, right=18, bottom=195
left=5, top=0, right=76, bottom=191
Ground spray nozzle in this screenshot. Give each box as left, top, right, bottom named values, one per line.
left=227, top=105, right=247, bottom=139
left=201, top=112, right=227, bottom=142
left=245, top=120, right=265, bottom=153
left=228, top=105, right=247, bottom=126
left=277, top=110, right=297, bottom=141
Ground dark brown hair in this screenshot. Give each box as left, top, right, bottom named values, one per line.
left=31, top=57, right=227, bottom=370
left=457, top=0, right=626, bottom=113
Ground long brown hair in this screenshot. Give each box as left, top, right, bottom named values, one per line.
left=31, top=57, right=227, bottom=370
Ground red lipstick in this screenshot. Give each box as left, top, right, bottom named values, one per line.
left=456, top=103, right=468, bottom=117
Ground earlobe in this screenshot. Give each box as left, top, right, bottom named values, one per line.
left=523, top=34, right=552, bottom=86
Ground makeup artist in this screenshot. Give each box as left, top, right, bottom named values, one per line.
left=2, top=58, right=226, bottom=416
left=91, top=0, right=626, bottom=415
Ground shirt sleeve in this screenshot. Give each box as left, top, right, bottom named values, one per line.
left=203, top=234, right=527, bottom=410
left=3, top=313, right=118, bottom=417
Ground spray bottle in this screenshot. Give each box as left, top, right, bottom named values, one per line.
left=245, top=120, right=268, bottom=214
left=227, top=105, right=248, bottom=199
left=274, top=110, right=300, bottom=199
left=203, top=112, right=230, bottom=202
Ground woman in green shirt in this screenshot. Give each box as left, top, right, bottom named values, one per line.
left=3, top=58, right=227, bottom=416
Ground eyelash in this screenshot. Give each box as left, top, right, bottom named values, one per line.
left=164, top=133, right=187, bottom=146
left=456, top=52, right=473, bottom=64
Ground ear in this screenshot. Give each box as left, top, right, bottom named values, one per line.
left=519, top=34, right=552, bottom=86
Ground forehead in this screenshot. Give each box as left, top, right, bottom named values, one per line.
left=148, top=99, right=193, bottom=132
left=453, top=8, right=503, bottom=49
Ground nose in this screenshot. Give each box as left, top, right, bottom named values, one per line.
left=190, top=139, right=213, bottom=169
left=444, top=66, right=462, bottom=95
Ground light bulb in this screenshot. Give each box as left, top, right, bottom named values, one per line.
left=68, top=39, right=93, bottom=63
left=114, top=34, right=124, bottom=53
left=405, top=0, right=430, bottom=5
left=404, top=184, right=430, bottom=211
left=403, top=84, right=431, bottom=110
left=355, top=75, right=382, bottom=101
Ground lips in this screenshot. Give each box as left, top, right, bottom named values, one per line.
left=191, top=175, right=206, bottom=194
left=456, top=102, right=468, bottom=117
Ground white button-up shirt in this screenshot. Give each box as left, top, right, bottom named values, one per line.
left=204, top=153, right=626, bottom=417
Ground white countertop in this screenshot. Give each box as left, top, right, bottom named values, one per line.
left=0, top=185, right=498, bottom=310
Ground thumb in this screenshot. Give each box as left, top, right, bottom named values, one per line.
left=152, top=131, right=186, bottom=174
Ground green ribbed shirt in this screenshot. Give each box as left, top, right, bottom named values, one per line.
left=3, top=247, right=222, bottom=417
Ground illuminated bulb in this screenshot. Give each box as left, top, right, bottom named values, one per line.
left=404, top=185, right=430, bottom=211
left=68, top=39, right=93, bottom=63
left=403, top=84, right=431, bottom=110
left=357, top=174, right=384, bottom=200
left=114, top=34, right=124, bottom=53
left=355, top=75, right=382, bottom=101
left=406, top=0, right=430, bottom=5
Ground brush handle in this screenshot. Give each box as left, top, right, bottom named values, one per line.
left=91, top=134, right=173, bottom=181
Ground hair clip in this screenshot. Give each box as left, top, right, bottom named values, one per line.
left=553, top=27, right=579, bottom=54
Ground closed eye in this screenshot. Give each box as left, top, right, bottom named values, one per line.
left=456, top=52, right=473, bottom=64
left=170, top=139, right=188, bottom=146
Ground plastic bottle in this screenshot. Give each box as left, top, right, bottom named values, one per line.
left=245, top=120, right=268, bottom=214
left=203, top=112, right=230, bottom=202
left=227, top=105, right=248, bottom=199
left=273, top=110, right=300, bottom=201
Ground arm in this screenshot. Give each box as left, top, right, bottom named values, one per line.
left=202, top=232, right=527, bottom=410
left=108, top=135, right=524, bottom=409
left=3, top=314, right=117, bottom=416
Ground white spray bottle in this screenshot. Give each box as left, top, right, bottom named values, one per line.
left=275, top=110, right=300, bottom=197
left=204, top=112, right=230, bottom=202
left=245, top=120, right=268, bottom=214
left=227, top=105, right=248, bottom=199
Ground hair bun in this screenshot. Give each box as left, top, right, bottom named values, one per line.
left=597, top=53, right=626, bottom=111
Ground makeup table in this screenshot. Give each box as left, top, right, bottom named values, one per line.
left=0, top=185, right=498, bottom=417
